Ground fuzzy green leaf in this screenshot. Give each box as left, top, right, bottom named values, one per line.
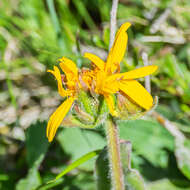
left=57, top=128, right=106, bottom=170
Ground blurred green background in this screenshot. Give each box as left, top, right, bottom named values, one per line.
left=0, top=0, right=190, bottom=189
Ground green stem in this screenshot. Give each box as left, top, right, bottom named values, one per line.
left=105, top=118, right=125, bottom=190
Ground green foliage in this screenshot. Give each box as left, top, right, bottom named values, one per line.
left=16, top=168, right=41, bottom=190
left=118, top=120, right=174, bottom=167
left=49, top=149, right=101, bottom=184
left=95, top=147, right=111, bottom=190
left=26, top=121, right=49, bottom=168
left=72, top=0, right=96, bottom=29
left=147, top=179, right=190, bottom=190
left=120, top=141, right=146, bottom=190
left=175, top=139, right=190, bottom=180
left=16, top=122, right=49, bottom=190
left=57, top=128, right=106, bottom=170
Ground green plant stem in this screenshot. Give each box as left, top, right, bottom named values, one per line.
left=105, top=118, right=125, bottom=190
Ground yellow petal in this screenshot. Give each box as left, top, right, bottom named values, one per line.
left=106, top=22, right=131, bottom=73
left=47, top=66, right=67, bottom=97
left=84, top=52, right=105, bottom=70
left=103, top=80, right=119, bottom=94
left=119, top=80, right=153, bottom=110
left=46, top=97, right=75, bottom=142
left=59, top=57, right=78, bottom=80
left=104, top=95, right=118, bottom=116
left=94, top=70, right=106, bottom=93
left=108, top=65, right=158, bottom=81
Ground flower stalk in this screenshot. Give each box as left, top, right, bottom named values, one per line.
left=105, top=117, right=125, bottom=190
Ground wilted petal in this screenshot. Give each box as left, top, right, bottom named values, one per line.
left=59, top=57, right=78, bottom=80
left=47, top=66, right=67, bottom=97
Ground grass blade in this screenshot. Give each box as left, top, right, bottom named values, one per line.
left=48, top=149, right=101, bottom=183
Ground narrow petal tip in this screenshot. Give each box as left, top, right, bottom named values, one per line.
left=47, top=136, right=52, bottom=143
left=112, top=110, right=118, bottom=117
left=152, top=65, right=158, bottom=73
left=83, top=52, right=89, bottom=57
left=121, top=22, right=131, bottom=31
left=47, top=69, right=52, bottom=73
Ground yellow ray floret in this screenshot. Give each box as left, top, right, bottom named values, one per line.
left=118, top=80, right=153, bottom=110
left=121, top=65, right=158, bottom=80
left=46, top=97, right=75, bottom=142
left=84, top=52, right=105, bottom=70
left=47, top=66, right=67, bottom=97
left=107, top=65, right=158, bottom=82
left=106, top=22, right=131, bottom=73
left=47, top=57, right=79, bottom=142
left=59, top=57, right=78, bottom=81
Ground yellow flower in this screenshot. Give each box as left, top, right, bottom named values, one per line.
left=84, top=22, right=158, bottom=116
left=46, top=57, right=79, bottom=142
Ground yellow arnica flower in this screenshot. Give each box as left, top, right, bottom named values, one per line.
left=84, top=22, right=158, bottom=116
left=46, top=57, right=79, bottom=142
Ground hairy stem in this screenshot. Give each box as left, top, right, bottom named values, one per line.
left=105, top=118, right=125, bottom=190
left=107, top=1, right=125, bottom=189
